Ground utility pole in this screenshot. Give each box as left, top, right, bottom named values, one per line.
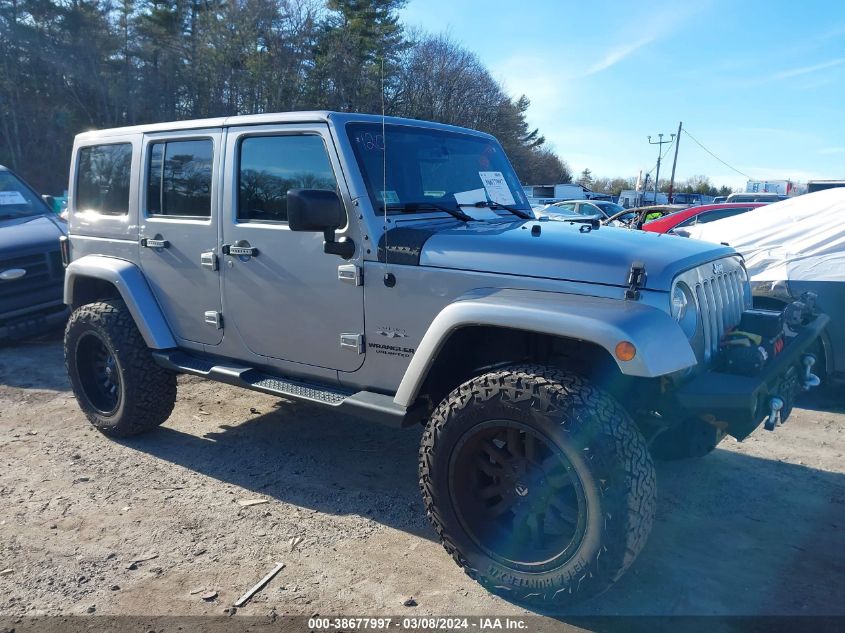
left=667, top=121, right=683, bottom=203
left=648, top=132, right=675, bottom=204
left=639, top=174, right=650, bottom=207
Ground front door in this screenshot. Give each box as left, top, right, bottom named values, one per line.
left=139, top=130, right=223, bottom=346
left=220, top=124, right=364, bottom=372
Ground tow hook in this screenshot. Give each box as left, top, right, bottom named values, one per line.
left=764, top=397, right=784, bottom=431
left=801, top=354, right=821, bottom=391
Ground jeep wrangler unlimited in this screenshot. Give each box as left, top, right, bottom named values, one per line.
left=61, top=112, right=826, bottom=606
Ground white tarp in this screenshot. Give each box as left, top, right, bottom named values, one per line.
left=684, top=188, right=845, bottom=283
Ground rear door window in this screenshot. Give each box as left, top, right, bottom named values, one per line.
left=76, top=143, right=132, bottom=215
left=147, top=139, right=213, bottom=218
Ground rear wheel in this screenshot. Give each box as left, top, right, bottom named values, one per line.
left=420, top=365, right=656, bottom=605
left=64, top=300, right=176, bottom=437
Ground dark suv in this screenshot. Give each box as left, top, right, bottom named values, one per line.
left=0, top=165, right=68, bottom=340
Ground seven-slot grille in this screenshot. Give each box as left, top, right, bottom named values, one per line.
left=0, top=250, right=64, bottom=318
left=691, top=261, right=747, bottom=362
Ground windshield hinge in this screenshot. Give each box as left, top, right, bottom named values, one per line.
left=625, top=261, right=646, bottom=300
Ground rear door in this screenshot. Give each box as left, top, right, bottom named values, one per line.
left=139, top=129, right=223, bottom=346
left=220, top=123, right=364, bottom=372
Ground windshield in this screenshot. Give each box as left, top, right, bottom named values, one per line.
left=0, top=171, right=50, bottom=219
left=595, top=201, right=624, bottom=216
left=347, top=123, right=530, bottom=214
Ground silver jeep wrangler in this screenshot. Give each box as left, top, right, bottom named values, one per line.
left=61, top=112, right=826, bottom=606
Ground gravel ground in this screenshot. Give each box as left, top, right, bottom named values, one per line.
left=1, top=334, right=844, bottom=626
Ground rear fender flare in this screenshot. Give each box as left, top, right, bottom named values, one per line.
left=64, top=255, right=176, bottom=349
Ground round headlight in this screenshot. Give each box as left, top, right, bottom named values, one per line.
left=671, top=282, right=698, bottom=338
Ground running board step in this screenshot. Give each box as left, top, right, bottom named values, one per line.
left=151, top=350, right=420, bottom=427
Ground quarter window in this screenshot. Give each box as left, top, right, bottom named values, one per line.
left=147, top=139, right=213, bottom=217
left=76, top=143, right=132, bottom=215
left=237, top=135, right=337, bottom=223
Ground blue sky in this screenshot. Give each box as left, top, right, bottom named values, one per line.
left=400, top=0, right=845, bottom=190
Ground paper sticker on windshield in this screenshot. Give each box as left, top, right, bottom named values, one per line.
left=454, top=188, right=498, bottom=220
left=479, top=171, right=515, bottom=206
left=0, top=191, right=27, bottom=205
left=376, top=190, right=400, bottom=204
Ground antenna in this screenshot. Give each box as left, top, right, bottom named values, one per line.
left=381, top=57, right=394, bottom=287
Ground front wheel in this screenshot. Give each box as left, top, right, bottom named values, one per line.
left=419, top=365, right=656, bottom=606
left=64, top=299, right=176, bottom=437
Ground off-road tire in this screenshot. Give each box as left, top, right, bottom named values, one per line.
left=419, top=365, right=656, bottom=606
left=649, top=417, right=724, bottom=461
left=64, top=300, right=176, bottom=437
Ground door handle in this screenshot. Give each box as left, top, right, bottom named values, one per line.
left=222, top=243, right=259, bottom=257
left=141, top=237, right=169, bottom=248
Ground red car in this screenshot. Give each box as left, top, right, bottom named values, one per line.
left=641, top=202, right=767, bottom=234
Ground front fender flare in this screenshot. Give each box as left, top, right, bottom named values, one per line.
left=394, top=288, right=697, bottom=408
left=64, top=255, right=176, bottom=349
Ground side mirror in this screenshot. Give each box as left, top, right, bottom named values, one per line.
left=287, top=189, right=354, bottom=259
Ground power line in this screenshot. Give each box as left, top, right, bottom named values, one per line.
left=682, top=128, right=751, bottom=179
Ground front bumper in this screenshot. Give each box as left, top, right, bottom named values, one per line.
left=673, top=313, right=828, bottom=440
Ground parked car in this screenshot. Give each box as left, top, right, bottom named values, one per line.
left=0, top=165, right=68, bottom=341
left=538, top=199, right=626, bottom=220
left=641, top=202, right=767, bottom=234
left=685, top=188, right=844, bottom=385
left=62, top=112, right=825, bottom=606
left=602, top=204, right=687, bottom=229
left=726, top=192, right=788, bottom=203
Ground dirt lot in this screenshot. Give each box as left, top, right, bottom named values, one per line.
left=1, top=334, right=845, bottom=625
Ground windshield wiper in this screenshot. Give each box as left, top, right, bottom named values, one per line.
left=382, top=202, right=473, bottom=222
left=465, top=200, right=533, bottom=219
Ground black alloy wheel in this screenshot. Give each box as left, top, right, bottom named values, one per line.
left=75, top=331, right=122, bottom=415
left=449, top=420, right=587, bottom=570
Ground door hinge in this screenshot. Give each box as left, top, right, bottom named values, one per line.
left=340, top=333, right=364, bottom=354
left=204, top=311, right=223, bottom=329
left=201, top=251, right=218, bottom=271
left=337, top=263, right=363, bottom=286
left=625, top=261, right=647, bottom=300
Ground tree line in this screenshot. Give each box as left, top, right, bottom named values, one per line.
left=0, top=0, right=571, bottom=194
left=579, top=169, right=734, bottom=198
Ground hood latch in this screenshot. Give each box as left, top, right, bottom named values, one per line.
left=625, top=261, right=646, bottom=300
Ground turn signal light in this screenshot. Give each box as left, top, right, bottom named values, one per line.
left=615, top=341, right=636, bottom=362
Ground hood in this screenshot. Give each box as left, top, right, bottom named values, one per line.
left=386, top=218, right=735, bottom=291
left=0, top=214, right=66, bottom=257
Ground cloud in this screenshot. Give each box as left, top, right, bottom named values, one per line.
left=769, top=58, right=845, bottom=81
left=583, top=34, right=657, bottom=77
left=579, top=3, right=704, bottom=78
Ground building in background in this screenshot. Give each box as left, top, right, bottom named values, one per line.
left=745, top=179, right=807, bottom=196
left=522, top=183, right=610, bottom=206
left=807, top=180, right=845, bottom=193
